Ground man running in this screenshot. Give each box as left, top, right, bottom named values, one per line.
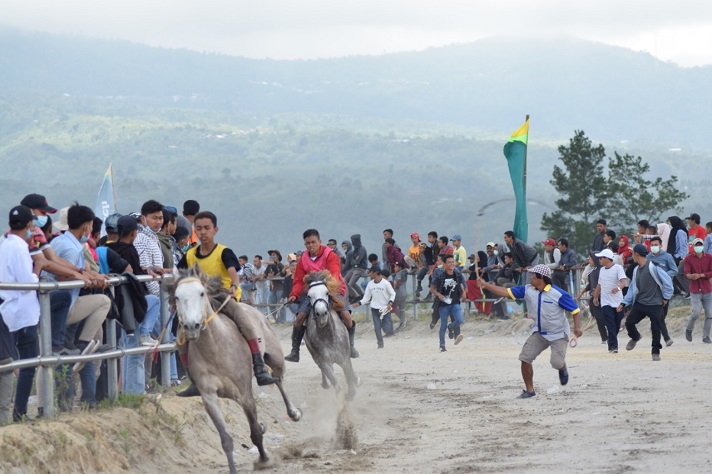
left=478, top=264, right=582, bottom=398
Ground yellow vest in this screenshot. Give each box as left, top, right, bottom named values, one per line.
left=185, top=243, right=241, bottom=300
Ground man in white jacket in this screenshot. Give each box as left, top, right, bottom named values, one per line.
left=353, top=266, right=395, bottom=349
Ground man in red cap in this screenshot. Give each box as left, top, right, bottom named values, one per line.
left=542, top=238, right=561, bottom=271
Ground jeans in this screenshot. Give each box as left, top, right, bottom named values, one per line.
left=140, top=295, right=161, bottom=338
left=0, top=368, right=12, bottom=425
left=601, top=305, right=623, bottom=351
left=438, top=303, right=463, bottom=347
left=79, top=361, right=97, bottom=406
left=625, top=303, right=663, bottom=354
left=120, top=331, right=145, bottom=394
left=12, top=325, right=39, bottom=419
left=686, top=292, right=712, bottom=339
left=371, top=308, right=393, bottom=348
left=345, top=268, right=367, bottom=299
left=255, top=283, right=269, bottom=314
left=50, top=290, right=72, bottom=350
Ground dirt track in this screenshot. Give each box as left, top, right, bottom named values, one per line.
left=2, top=309, right=712, bottom=473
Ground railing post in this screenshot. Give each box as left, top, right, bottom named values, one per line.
left=159, top=280, right=171, bottom=387
left=38, top=289, right=55, bottom=419
left=106, top=286, right=118, bottom=402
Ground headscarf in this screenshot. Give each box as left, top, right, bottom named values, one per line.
left=666, top=216, right=687, bottom=255
left=618, top=235, right=632, bottom=262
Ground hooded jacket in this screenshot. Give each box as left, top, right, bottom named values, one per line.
left=350, top=234, right=368, bottom=270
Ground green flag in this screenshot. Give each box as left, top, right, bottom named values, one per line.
left=503, top=118, right=529, bottom=242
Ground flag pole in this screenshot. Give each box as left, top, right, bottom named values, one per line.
left=110, top=163, right=118, bottom=212
left=523, top=114, right=529, bottom=202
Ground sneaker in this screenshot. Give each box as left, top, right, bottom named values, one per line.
left=377, top=344, right=384, bottom=349
left=686, top=330, right=693, bottom=342
left=609, top=349, right=618, bottom=354
left=666, top=338, right=674, bottom=347
left=517, top=390, right=536, bottom=399
left=72, top=340, right=98, bottom=372
left=685, top=293, right=692, bottom=300
left=454, top=334, right=464, bottom=345
left=625, top=338, right=639, bottom=351
left=140, top=335, right=158, bottom=346
left=447, top=324, right=454, bottom=340
left=558, top=367, right=569, bottom=386
left=439, top=345, right=447, bottom=352
left=52, top=347, right=80, bottom=356
left=703, top=337, right=712, bottom=344
left=652, top=353, right=661, bottom=361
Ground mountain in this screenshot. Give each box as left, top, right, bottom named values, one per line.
left=0, top=29, right=708, bottom=257
left=1, top=29, right=710, bottom=148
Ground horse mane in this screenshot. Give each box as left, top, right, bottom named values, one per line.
left=304, top=270, right=344, bottom=312
left=169, top=264, right=227, bottom=307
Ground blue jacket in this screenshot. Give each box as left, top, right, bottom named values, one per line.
left=621, top=261, right=674, bottom=306
left=647, top=251, right=678, bottom=278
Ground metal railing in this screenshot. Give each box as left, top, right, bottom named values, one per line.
left=0, top=274, right=175, bottom=419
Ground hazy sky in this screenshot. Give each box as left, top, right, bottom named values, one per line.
left=3, top=0, right=712, bottom=67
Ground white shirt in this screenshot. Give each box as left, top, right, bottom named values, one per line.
left=597, top=263, right=627, bottom=307
left=359, top=278, right=396, bottom=310
left=0, top=234, right=40, bottom=332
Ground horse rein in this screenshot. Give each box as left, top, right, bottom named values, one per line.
left=176, top=277, right=232, bottom=331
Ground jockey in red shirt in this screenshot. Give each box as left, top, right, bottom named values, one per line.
left=285, top=228, right=359, bottom=362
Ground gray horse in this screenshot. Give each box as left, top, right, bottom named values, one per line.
left=304, top=271, right=361, bottom=401
left=172, top=266, right=301, bottom=473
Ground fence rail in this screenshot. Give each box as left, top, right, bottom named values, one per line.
left=0, top=273, right=175, bottom=419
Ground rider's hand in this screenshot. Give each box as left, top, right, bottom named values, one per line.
left=288, top=295, right=297, bottom=303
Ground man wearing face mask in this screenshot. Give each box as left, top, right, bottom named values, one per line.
left=683, top=238, right=712, bottom=343
left=647, top=236, right=678, bottom=346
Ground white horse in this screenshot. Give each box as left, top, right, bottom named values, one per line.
left=172, top=266, right=301, bottom=472
left=304, top=271, right=361, bottom=401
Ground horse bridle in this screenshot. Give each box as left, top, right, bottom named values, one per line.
left=309, top=281, right=331, bottom=316
left=176, top=277, right=231, bottom=331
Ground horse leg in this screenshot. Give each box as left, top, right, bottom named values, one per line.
left=241, top=396, right=270, bottom=465
left=200, top=391, right=237, bottom=474
left=275, top=380, right=302, bottom=421
left=320, top=363, right=340, bottom=394
left=341, top=358, right=359, bottom=401
left=321, top=370, right=331, bottom=389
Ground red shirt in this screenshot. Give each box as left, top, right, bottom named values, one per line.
left=683, top=252, right=712, bottom=294
left=290, top=245, right=346, bottom=299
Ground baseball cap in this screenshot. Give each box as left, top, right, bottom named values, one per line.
left=117, top=215, right=138, bottom=235
left=595, top=248, right=615, bottom=260
left=486, top=242, right=496, bottom=248
left=451, top=234, right=462, bottom=241
left=20, top=193, right=57, bottom=214
left=692, top=238, right=704, bottom=246
left=129, top=212, right=141, bottom=222
left=468, top=254, right=476, bottom=260
left=527, top=264, right=552, bottom=279
left=104, top=213, right=122, bottom=233
left=9, top=205, right=34, bottom=226
left=541, top=238, right=556, bottom=246
left=410, top=232, right=420, bottom=240
left=632, top=243, right=649, bottom=256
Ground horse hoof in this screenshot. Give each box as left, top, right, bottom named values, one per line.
left=321, top=381, right=331, bottom=389
left=253, top=455, right=274, bottom=470
left=290, top=408, right=302, bottom=422
left=258, top=422, right=267, bottom=434
left=355, top=376, right=362, bottom=387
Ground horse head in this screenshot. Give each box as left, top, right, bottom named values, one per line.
left=305, top=270, right=341, bottom=328
left=171, top=265, right=221, bottom=340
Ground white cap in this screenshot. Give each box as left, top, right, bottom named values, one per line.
left=595, top=248, right=615, bottom=260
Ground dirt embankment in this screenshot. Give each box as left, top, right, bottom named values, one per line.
left=2, top=306, right=711, bottom=473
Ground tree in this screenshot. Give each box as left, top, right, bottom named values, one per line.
left=605, top=152, right=688, bottom=227
left=541, top=131, right=690, bottom=257
left=540, top=130, right=609, bottom=254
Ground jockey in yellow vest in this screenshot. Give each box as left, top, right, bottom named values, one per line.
left=176, top=211, right=276, bottom=397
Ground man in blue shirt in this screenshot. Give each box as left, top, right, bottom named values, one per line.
left=479, top=264, right=582, bottom=399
